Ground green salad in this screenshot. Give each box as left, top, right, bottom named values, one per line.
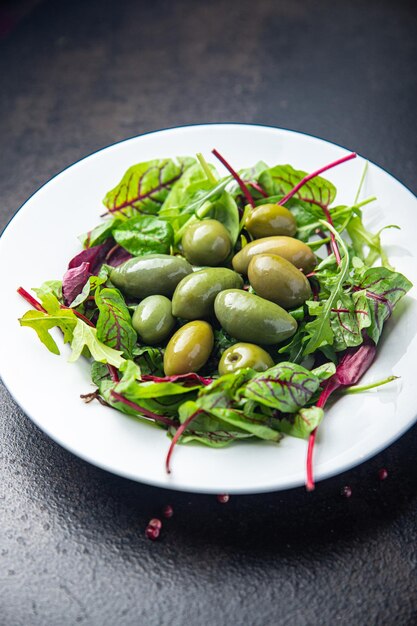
left=18, top=149, right=412, bottom=489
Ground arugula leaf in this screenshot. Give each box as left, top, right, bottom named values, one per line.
left=103, top=157, right=195, bottom=217
left=112, top=215, right=174, bottom=256
left=259, top=164, right=336, bottom=210
left=19, top=308, right=77, bottom=355
left=242, top=362, right=321, bottom=413
left=347, top=216, right=399, bottom=270
left=95, top=288, right=137, bottom=358
left=68, top=319, right=125, bottom=367
left=303, top=221, right=350, bottom=355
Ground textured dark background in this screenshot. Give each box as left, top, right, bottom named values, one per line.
left=1, top=1, right=417, bottom=624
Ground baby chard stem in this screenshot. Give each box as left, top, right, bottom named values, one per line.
left=212, top=148, right=256, bottom=208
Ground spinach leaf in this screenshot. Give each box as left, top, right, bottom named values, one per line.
left=79, top=217, right=122, bottom=248
left=112, top=215, right=174, bottom=256
left=103, top=157, right=195, bottom=217
left=95, top=288, right=137, bottom=358
left=197, top=191, right=240, bottom=244
left=242, top=362, right=321, bottom=413
left=259, top=164, right=336, bottom=210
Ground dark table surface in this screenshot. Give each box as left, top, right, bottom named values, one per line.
left=1, top=1, right=417, bottom=624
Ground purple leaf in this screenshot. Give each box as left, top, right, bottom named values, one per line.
left=68, top=239, right=114, bottom=274
left=62, top=262, right=91, bottom=306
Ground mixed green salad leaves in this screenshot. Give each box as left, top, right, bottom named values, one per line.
left=18, top=150, right=412, bottom=489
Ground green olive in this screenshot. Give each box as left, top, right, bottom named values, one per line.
left=232, top=236, right=317, bottom=275
left=214, top=289, right=297, bottom=345
left=163, top=321, right=214, bottom=376
left=172, top=268, right=243, bottom=320
left=245, top=204, right=297, bottom=239
left=181, top=219, right=232, bottom=266
left=248, top=254, right=312, bottom=309
left=132, top=295, right=175, bottom=345
left=219, top=343, right=274, bottom=375
left=110, top=254, right=192, bottom=299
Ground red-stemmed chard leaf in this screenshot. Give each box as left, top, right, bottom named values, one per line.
left=103, top=157, right=195, bottom=217
left=95, top=288, right=137, bottom=359
left=140, top=372, right=213, bottom=386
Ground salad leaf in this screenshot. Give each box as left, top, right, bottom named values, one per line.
left=69, top=274, right=107, bottom=308
left=259, top=164, right=336, bottom=210
left=133, top=346, right=165, bottom=376
left=347, top=217, right=399, bottom=269
left=160, top=162, right=217, bottom=214
left=112, top=215, right=174, bottom=256
left=242, top=362, right=321, bottom=413
left=354, top=266, right=412, bottom=344
left=32, top=280, right=63, bottom=301
left=276, top=406, right=324, bottom=439
left=68, top=319, right=125, bottom=367
left=79, top=217, right=122, bottom=249
left=19, top=308, right=77, bottom=355
left=95, top=288, right=137, bottom=358
left=62, top=262, right=91, bottom=306
left=329, top=290, right=371, bottom=352
left=197, top=191, right=240, bottom=244
left=303, top=222, right=351, bottom=355
left=103, top=157, right=195, bottom=217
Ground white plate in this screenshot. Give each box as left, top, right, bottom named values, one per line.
left=1, top=124, right=416, bottom=494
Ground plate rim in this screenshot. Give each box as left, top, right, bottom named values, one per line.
left=1, top=122, right=416, bottom=494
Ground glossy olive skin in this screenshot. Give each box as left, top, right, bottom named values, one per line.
left=181, top=219, right=232, bottom=266
left=164, top=321, right=214, bottom=376
left=232, top=236, right=317, bottom=275
left=110, top=254, right=192, bottom=299
left=132, top=295, right=175, bottom=345
left=172, top=268, right=243, bottom=320
left=248, top=254, right=312, bottom=309
left=245, top=204, right=297, bottom=239
left=219, top=343, right=274, bottom=375
left=214, top=289, right=297, bottom=345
